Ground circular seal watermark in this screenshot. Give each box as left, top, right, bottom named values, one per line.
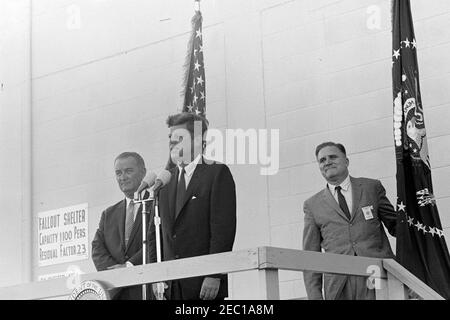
left=66, top=265, right=84, bottom=290
left=68, top=280, right=110, bottom=300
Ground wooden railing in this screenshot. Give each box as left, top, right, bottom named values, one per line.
left=0, top=247, right=444, bottom=300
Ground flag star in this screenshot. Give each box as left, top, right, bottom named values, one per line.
left=414, top=221, right=423, bottom=232
left=412, top=39, right=417, bottom=48
left=397, top=202, right=406, bottom=212
left=407, top=216, right=414, bottom=226
left=437, top=229, right=444, bottom=237
left=194, top=60, right=201, bottom=71
left=183, top=17, right=206, bottom=116
left=403, top=38, right=411, bottom=48
left=413, top=149, right=417, bottom=153
left=428, top=227, right=437, bottom=237
left=393, top=49, right=401, bottom=59
left=420, top=224, right=427, bottom=234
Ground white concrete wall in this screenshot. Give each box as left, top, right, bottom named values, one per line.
left=0, top=0, right=31, bottom=287
left=1, top=0, right=449, bottom=299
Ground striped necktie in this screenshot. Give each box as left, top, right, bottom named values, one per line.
left=125, top=200, right=135, bottom=246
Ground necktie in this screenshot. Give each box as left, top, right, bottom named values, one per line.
left=125, top=200, right=135, bottom=246
left=175, top=167, right=186, bottom=216
left=336, top=186, right=351, bottom=220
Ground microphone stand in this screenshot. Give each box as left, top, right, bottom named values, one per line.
left=135, top=189, right=165, bottom=300
left=151, top=189, right=165, bottom=300
left=133, top=192, right=152, bottom=300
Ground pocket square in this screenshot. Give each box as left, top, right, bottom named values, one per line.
left=191, top=196, right=197, bottom=200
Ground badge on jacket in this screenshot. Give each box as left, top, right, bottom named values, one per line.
left=362, top=205, right=374, bottom=220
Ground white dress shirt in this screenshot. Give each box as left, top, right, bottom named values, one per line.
left=328, top=175, right=353, bottom=217
left=177, top=154, right=202, bottom=188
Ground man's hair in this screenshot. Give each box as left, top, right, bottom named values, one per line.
left=115, top=152, right=146, bottom=169
left=166, top=112, right=209, bottom=138
left=315, top=142, right=347, bottom=158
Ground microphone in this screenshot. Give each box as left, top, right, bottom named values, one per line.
left=136, top=171, right=157, bottom=194
left=151, top=170, right=172, bottom=195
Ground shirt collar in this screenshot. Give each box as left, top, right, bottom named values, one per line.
left=125, top=196, right=140, bottom=207
left=178, top=154, right=202, bottom=178
left=125, top=197, right=133, bottom=207
left=328, top=174, right=351, bottom=193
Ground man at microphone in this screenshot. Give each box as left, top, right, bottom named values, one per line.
left=92, top=152, right=150, bottom=300
left=149, top=112, right=237, bottom=300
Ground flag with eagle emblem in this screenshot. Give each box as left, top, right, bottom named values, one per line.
left=392, top=0, right=450, bottom=299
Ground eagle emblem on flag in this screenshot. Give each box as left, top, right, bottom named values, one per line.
left=403, top=95, right=430, bottom=169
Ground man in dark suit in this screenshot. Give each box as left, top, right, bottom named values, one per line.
left=303, top=142, right=397, bottom=300
left=149, top=112, right=236, bottom=300
left=92, top=152, right=148, bottom=300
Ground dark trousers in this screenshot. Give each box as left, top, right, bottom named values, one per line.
left=169, top=280, right=183, bottom=300
left=335, top=276, right=376, bottom=300
left=169, top=280, right=225, bottom=300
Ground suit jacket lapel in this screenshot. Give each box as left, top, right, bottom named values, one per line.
left=125, top=203, right=142, bottom=253
left=175, top=162, right=206, bottom=220
left=322, top=185, right=349, bottom=221
left=350, top=177, right=362, bottom=222
left=117, top=199, right=126, bottom=251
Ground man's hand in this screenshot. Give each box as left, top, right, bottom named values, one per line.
left=152, top=282, right=168, bottom=300
left=199, top=277, right=221, bottom=300
left=107, top=264, right=126, bottom=269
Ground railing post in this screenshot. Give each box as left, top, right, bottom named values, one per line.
left=229, top=269, right=280, bottom=299
left=376, top=270, right=407, bottom=300
left=386, top=271, right=407, bottom=300
left=375, top=279, right=389, bottom=300
left=258, top=269, right=280, bottom=300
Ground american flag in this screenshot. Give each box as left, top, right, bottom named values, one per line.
left=182, top=11, right=205, bottom=116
